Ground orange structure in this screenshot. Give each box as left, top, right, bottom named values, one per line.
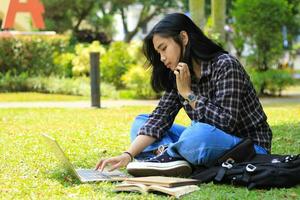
left=2, top=0, right=45, bottom=29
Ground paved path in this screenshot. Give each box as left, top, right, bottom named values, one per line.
left=260, top=94, right=300, bottom=105
left=0, top=95, right=299, bottom=108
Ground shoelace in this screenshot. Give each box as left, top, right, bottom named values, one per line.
left=157, top=145, right=167, bottom=155
left=148, top=145, right=168, bottom=161
left=153, top=145, right=168, bottom=157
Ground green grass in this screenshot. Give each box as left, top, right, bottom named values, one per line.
left=0, top=92, right=89, bottom=102
left=0, top=104, right=299, bottom=199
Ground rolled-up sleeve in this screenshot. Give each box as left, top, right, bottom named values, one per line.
left=138, top=89, right=182, bottom=139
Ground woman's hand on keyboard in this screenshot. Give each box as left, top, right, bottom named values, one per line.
left=95, top=153, right=131, bottom=172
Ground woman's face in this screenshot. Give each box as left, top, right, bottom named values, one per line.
left=152, top=34, right=181, bottom=71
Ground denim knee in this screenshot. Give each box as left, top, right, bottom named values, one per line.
left=179, top=122, right=217, bottom=140
left=168, top=122, right=241, bottom=165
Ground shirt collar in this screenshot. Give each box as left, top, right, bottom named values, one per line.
left=200, top=60, right=212, bottom=78
left=191, top=60, right=212, bottom=83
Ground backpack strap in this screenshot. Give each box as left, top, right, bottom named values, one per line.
left=207, top=138, right=256, bottom=167
left=241, top=164, right=257, bottom=183
left=215, top=160, right=234, bottom=182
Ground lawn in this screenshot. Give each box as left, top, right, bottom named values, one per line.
left=0, top=92, right=88, bottom=102
left=0, top=103, right=299, bottom=199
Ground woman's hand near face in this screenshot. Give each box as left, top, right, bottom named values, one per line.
left=95, top=153, right=131, bottom=172
left=174, top=62, right=192, bottom=99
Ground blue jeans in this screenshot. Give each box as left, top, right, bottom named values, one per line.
left=130, top=114, right=267, bottom=166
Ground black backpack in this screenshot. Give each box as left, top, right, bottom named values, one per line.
left=191, top=139, right=300, bottom=189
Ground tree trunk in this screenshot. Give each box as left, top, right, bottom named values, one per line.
left=73, top=2, right=95, bottom=32
left=189, top=0, right=205, bottom=29
left=123, top=6, right=158, bottom=43
left=211, top=0, right=226, bottom=42
left=120, top=8, right=128, bottom=35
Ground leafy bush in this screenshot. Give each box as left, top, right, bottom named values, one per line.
left=53, top=52, right=75, bottom=77
left=0, top=71, right=29, bottom=92
left=120, top=41, right=159, bottom=99
left=122, top=64, right=158, bottom=99
left=0, top=35, right=70, bottom=76
left=27, top=76, right=90, bottom=96
left=246, top=68, right=294, bottom=96
left=72, top=41, right=106, bottom=76
left=118, top=89, right=137, bottom=99
left=293, top=43, right=300, bottom=54
left=101, top=41, right=136, bottom=89
left=0, top=74, right=118, bottom=98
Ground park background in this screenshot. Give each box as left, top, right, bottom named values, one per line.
left=0, top=0, right=299, bottom=199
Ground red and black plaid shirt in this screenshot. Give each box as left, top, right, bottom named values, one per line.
left=138, top=53, right=272, bottom=152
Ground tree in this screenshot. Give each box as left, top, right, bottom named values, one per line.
left=211, top=0, right=226, bottom=43
left=232, top=0, right=290, bottom=71
left=285, top=0, right=300, bottom=49
left=42, top=0, right=114, bottom=43
left=43, top=0, right=98, bottom=33
left=43, top=0, right=184, bottom=43
left=118, top=0, right=182, bottom=42
left=42, top=0, right=73, bottom=32
left=231, top=27, right=245, bottom=59
left=69, top=0, right=97, bottom=33
left=189, top=0, right=205, bottom=29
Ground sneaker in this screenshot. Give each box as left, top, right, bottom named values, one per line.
left=134, top=145, right=168, bottom=161
left=126, top=150, right=192, bottom=177
left=153, top=145, right=168, bottom=155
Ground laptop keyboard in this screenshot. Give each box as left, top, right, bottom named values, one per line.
left=77, top=169, right=111, bottom=179
left=76, top=169, right=126, bottom=181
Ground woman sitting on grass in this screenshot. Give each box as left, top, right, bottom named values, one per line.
left=96, top=13, right=272, bottom=177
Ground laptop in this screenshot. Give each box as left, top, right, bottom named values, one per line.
left=42, top=134, right=127, bottom=183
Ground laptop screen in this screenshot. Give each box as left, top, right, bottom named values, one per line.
left=42, top=134, right=79, bottom=176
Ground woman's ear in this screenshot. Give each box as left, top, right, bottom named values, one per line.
left=180, top=31, right=189, bottom=46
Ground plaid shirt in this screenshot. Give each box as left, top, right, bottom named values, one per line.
left=138, top=53, right=272, bottom=152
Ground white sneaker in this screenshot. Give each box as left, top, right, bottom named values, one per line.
left=126, top=151, right=192, bottom=177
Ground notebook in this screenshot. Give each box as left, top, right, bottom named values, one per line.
left=42, top=134, right=127, bottom=183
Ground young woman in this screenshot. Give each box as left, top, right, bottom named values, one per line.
left=95, top=13, right=272, bottom=176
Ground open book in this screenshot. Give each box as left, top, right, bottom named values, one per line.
left=115, top=182, right=199, bottom=198
left=122, top=176, right=200, bottom=187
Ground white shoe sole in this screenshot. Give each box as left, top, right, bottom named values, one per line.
left=126, top=161, right=192, bottom=177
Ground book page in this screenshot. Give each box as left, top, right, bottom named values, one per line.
left=115, top=183, right=148, bottom=194
left=148, top=185, right=199, bottom=198
left=115, top=182, right=199, bottom=198
left=124, top=176, right=200, bottom=187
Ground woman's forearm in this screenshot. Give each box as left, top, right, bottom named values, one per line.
left=126, top=135, right=156, bottom=157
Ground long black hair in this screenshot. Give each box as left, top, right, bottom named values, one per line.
left=143, top=13, right=226, bottom=92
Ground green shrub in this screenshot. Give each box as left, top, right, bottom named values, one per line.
left=265, top=69, right=295, bottom=95
left=122, top=64, right=158, bottom=99
left=0, top=75, right=119, bottom=98
left=53, top=52, right=75, bottom=77
left=247, top=68, right=294, bottom=96
left=0, top=71, right=29, bottom=92
left=293, top=43, right=300, bottom=54
left=101, top=41, right=136, bottom=89
left=118, top=89, right=137, bottom=99
left=72, top=41, right=106, bottom=76
left=0, top=35, right=70, bottom=76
